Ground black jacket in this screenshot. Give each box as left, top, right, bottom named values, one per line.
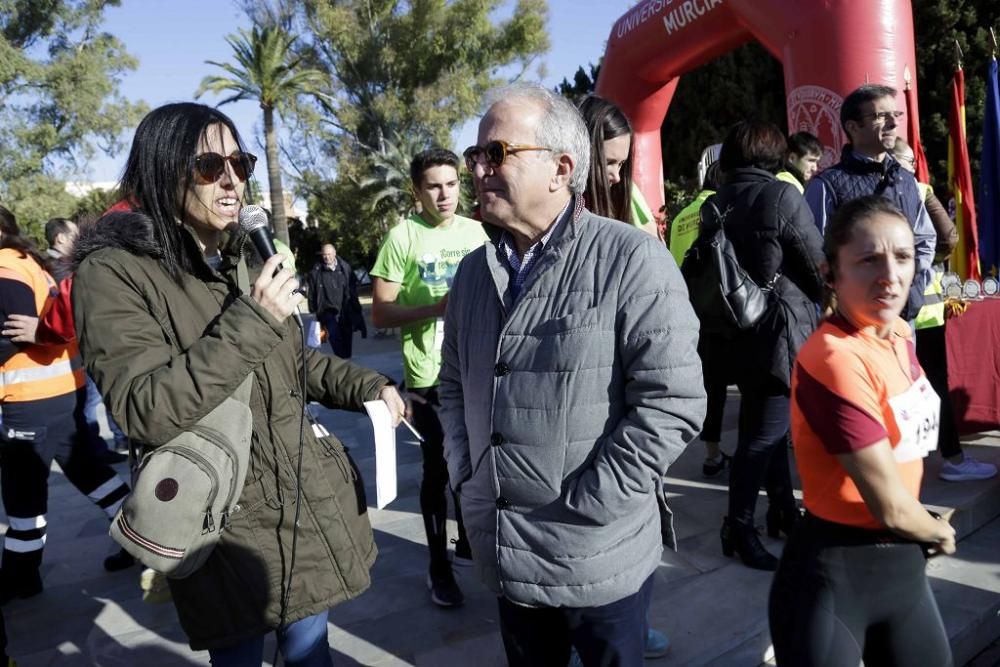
left=307, top=257, right=366, bottom=334
left=706, top=167, right=825, bottom=387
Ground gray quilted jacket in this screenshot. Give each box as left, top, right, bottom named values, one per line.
left=438, top=203, right=706, bottom=608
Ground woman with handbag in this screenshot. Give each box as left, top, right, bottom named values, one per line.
left=71, top=103, right=405, bottom=666
left=769, top=195, right=953, bottom=666
left=707, top=121, right=825, bottom=570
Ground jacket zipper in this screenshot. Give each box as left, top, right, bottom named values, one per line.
left=154, top=444, right=220, bottom=534
left=189, top=424, right=241, bottom=531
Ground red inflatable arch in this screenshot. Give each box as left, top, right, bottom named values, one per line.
left=595, top=0, right=920, bottom=219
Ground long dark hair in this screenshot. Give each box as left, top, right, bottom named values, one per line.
left=0, top=205, right=49, bottom=270
left=578, top=95, right=633, bottom=223
left=117, top=102, right=249, bottom=283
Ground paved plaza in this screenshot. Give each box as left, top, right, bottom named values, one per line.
left=3, top=312, right=1000, bottom=666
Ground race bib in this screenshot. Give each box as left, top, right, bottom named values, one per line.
left=888, top=376, right=940, bottom=463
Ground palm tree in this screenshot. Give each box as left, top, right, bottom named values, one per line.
left=196, top=26, right=326, bottom=245
left=357, top=131, right=473, bottom=232
left=358, top=132, right=428, bottom=226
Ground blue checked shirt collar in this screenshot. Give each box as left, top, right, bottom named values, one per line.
left=498, top=198, right=572, bottom=298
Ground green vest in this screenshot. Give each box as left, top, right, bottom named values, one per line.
left=669, top=189, right=714, bottom=266
left=913, top=181, right=945, bottom=329
left=915, top=269, right=946, bottom=330
left=775, top=170, right=804, bottom=193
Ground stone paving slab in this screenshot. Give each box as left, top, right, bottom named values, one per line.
left=2, top=322, right=999, bottom=666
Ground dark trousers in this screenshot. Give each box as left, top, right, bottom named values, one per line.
left=0, top=390, right=129, bottom=582
left=728, top=375, right=794, bottom=528
left=409, top=386, right=468, bottom=566
left=915, top=325, right=962, bottom=459
left=497, top=574, right=654, bottom=667
left=318, top=310, right=353, bottom=359
left=770, top=516, right=952, bottom=667
left=698, top=334, right=732, bottom=444
left=700, top=376, right=729, bottom=443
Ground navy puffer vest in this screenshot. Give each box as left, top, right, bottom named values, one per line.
left=815, top=145, right=922, bottom=225
left=816, top=145, right=925, bottom=319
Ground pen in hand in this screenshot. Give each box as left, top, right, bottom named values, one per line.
left=400, top=416, right=425, bottom=443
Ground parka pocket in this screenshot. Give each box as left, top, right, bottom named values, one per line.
left=316, top=435, right=368, bottom=515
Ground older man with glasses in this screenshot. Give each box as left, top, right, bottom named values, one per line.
left=438, top=83, right=706, bottom=666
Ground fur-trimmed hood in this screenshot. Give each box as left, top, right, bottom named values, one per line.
left=69, top=210, right=164, bottom=273
left=69, top=210, right=253, bottom=274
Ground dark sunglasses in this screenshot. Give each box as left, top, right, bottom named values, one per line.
left=463, top=140, right=550, bottom=171
left=193, top=151, right=257, bottom=183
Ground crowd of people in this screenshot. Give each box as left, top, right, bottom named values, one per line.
left=0, top=79, right=993, bottom=667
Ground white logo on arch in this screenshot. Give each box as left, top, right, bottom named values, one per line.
left=787, top=85, right=845, bottom=169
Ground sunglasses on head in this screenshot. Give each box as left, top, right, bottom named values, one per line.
left=193, top=151, right=257, bottom=183
left=463, top=140, right=550, bottom=171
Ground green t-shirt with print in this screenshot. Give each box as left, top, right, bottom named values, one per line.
left=370, top=212, right=487, bottom=388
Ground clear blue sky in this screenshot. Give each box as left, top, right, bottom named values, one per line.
left=83, top=0, right=636, bottom=184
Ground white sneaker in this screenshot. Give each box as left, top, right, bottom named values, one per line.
left=939, top=454, right=998, bottom=482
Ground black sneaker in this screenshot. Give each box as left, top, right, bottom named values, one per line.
left=103, top=548, right=136, bottom=572
left=427, top=563, right=464, bottom=607
left=702, top=452, right=732, bottom=478
left=451, top=538, right=473, bottom=568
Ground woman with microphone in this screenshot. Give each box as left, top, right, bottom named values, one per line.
left=72, top=102, right=404, bottom=666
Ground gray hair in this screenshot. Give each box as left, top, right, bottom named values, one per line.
left=484, top=83, right=591, bottom=194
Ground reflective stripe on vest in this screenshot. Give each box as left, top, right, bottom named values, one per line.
left=0, top=250, right=84, bottom=402
left=915, top=269, right=946, bottom=330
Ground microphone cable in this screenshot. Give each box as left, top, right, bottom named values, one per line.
left=274, top=302, right=308, bottom=665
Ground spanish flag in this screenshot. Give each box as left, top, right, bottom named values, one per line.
left=904, top=77, right=930, bottom=184
left=948, top=66, right=982, bottom=280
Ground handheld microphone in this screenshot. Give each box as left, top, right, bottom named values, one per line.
left=238, top=205, right=304, bottom=328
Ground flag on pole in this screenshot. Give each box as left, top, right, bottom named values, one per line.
left=903, top=69, right=930, bottom=184
left=948, top=66, right=982, bottom=280
left=980, top=57, right=1000, bottom=276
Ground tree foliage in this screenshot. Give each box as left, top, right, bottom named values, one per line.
left=242, top=0, right=549, bottom=269
left=196, top=25, right=328, bottom=245
left=910, top=0, right=1000, bottom=192
left=556, top=62, right=600, bottom=101
left=0, top=0, right=145, bottom=238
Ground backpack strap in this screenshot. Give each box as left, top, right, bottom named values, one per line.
left=699, top=198, right=726, bottom=233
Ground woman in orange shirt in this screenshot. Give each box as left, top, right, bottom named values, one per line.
left=769, top=195, right=954, bottom=666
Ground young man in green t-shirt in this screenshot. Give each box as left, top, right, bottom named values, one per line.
left=370, top=148, right=487, bottom=607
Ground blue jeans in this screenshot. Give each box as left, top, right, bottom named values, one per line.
left=84, top=374, right=125, bottom=451
left=208, top=610, right=332, bottom=666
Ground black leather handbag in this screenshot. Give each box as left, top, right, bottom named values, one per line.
left=681, top=201, right=777, bottom=335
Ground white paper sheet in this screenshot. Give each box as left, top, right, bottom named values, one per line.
left=364, top=400, right=397, bottom=509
